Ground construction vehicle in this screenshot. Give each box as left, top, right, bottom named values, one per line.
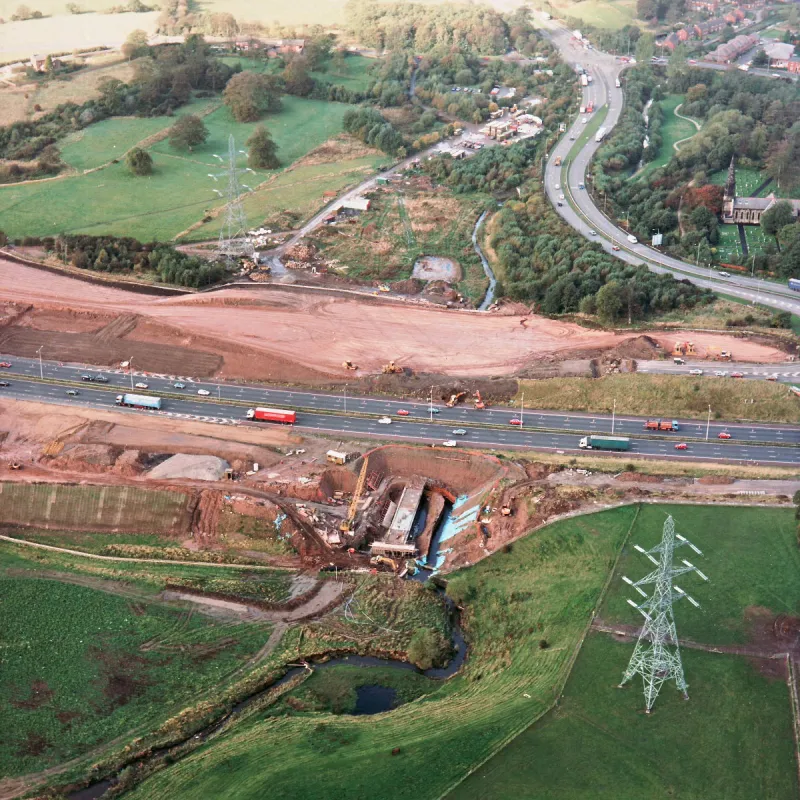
left=370, top=555, right=398, bottom=571
left=500, top=505, right=513, bottom=516
left=378, top=284, right=391, bottom=292
left=707, top=347, right=732, bottom=361
left=644, top=419, right=680, bottom=432
left=342, top=360, right=358, bottom=370
left=446, top=391, right=467, bottom=407
left=473, top=390, right=486, bottom=410
left=672, top=341, right=696, bottom=357
left=340, top=456, right=369, bottom=533
left=382, top=361, right=403, bottom=374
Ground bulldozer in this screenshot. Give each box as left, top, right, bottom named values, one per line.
left=672, top=341, right=696, bottom=357
left=382, top=361, right=403, bottom=374
left=370, top=555, right=398, bottom=571
left=473, top=390, right=487, bottom=410
left=446, top=391, right=467, bottom=408
left=342, top=360, right=359, bottom=371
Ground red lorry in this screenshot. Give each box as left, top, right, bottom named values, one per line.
left=643, top=419, right=681, bottom=431
left=246, top=407, right=296, bottom=424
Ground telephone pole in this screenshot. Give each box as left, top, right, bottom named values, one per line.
left=619, top=515, right=708, bottom=713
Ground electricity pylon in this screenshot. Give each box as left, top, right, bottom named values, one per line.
left=619, top=515, right=708, bottom=713
left=208, top=134, right=255, bottom=266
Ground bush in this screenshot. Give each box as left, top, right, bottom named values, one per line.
left=407, top=627, right=450, bottom=671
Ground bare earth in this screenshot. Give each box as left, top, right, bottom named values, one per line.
left=0, top=259, right=788, bottom=381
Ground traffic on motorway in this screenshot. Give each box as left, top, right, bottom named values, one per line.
left=1, top=355, right=798, bottom=462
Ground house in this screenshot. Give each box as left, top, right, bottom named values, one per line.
left=724, top=9, right=745, bottom=23
left=264, top=38, right=305, bottom=57
left=341, top=197, right=371, bottom=213
left=689, top=0, right=718, bottom=11
left=788, top=58, right=800, bottom=74
left=722, top=157, right=800, bottom=224
left=764, top=41, right=796, bottom=69
left=661, top=32, right=682, bottom=51
left=677, top=28, right=690, bottom=42
left=29, top=54, right=61, bottom=72
left=707, top=33, right=759, bottom=62
left=693, top=18, right=726, bottom=38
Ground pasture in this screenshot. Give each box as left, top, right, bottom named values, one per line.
left=544, top=0, right=638, bottom=29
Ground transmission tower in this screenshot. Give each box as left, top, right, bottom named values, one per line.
left=618, top=515, right=708, bottom=713
left=209, top=134, right=255, bottom=266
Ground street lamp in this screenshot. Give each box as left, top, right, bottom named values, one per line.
left=429, top=387, right=434, bottom=422
left=520, top=391, right=525, bottom=426
left=36, top=346, right=44, bottom=380
left=343, top=384, right=347, bottom=414
left=705, top=405, right=711, bottom=441
left=129, top=357, right=134, bottom=390
left=612, top=398, right=616, bottom=434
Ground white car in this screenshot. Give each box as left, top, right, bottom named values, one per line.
left=582, top=117, right=588, bottom=124
left=589, top=229, right=597, bottom=236
left=689, top=369, right=703, bottom=376
left=717, top=271, right=730, bottom=278
left=378, top=417, right=392, bottom=425
left=714, top=370, right=728, bottom=377
left=134, top=382, right=148, bottom=389
left=554, top=183, right=560, bottom=190
left=442, top=440, right=458, bottom=447
left=197, top=389, right=210, bottom=396
left=559, top=194, right=565, bottom=200
left=452, top=429, right=467, bottom=435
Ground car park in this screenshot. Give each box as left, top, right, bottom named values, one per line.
left=397, top=409, right=410, bottom=416
left=674, top=443, right=688, bottom=450
left=718, top=432, right=731, bottom=439
left=378, top=417, right=392, bottom=424
left=134, top=382, right=149, bottom=389
left=688, top=369, right=703, bottom=375
left=197, top=389, right=210, bottom=396
left=452, top=429, right=467, bottom=435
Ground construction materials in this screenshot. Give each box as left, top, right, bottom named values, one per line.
left=340, top=456, right=369, bottom=533
left=579, top=435, right=631, bottom=451
left=643, top=420, right=680, bottom=432
left=246, top=407, right=297, bottom=424
left=115, top=393, right=162, bottom=410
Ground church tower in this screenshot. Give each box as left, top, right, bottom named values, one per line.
left=722, top=155, right=736, bottom=222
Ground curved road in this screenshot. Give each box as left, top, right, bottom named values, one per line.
left=539, top=22, right=800, bottom=316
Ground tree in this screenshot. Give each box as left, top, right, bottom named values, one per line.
left=246, top=125, right=280, bottom=170
left=223, top=71, right=282, bottom=122
left=635, top=33, right=655, bottom=63
left=331, top=48, right=348, bottom=75
left=122, top=29, right=149, bottom=60
left=283, top=56, right=314, bottom=96
left=168, top=114, right=208, bottom=151
left=304, top=33, right=335, bottom=70
left=126, top=147, right=153, bottom=176
left=407, top=627, right=449, bottom=671
left=44, top=54, right=54, bottom=73
left=752, top=48, right=769, bottom=67
left=761, top=201, right=795, bottom=238
left=595, top=281, right=624, bottom=324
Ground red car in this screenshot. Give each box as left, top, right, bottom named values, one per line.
left=0, top=362, right=11, bottom=368
left=718, top=432, right=731, bottom=440
left=397, top=409, right=410, bottom=416
left=674, top=443, right=688, bottom=450
left=730, top=372, right=744, bottom=378
left=766, top=375, right=778, bottom=382
left=510, top=418, right=522, bottom=426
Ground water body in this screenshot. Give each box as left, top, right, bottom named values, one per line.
left=473, top=210, right=498, bottom=310
left=353, top=685, right=398, bottom=715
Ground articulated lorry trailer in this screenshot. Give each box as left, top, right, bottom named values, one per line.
left=579, top=435, right=630, bottom=451
left=116, top=393, right=162, bottom=410
left=246, top=407, right=297, bottom=424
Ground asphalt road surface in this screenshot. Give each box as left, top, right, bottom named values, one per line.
left=637, top=360, right=800, bottom=383
left=539, top=22, right=800, bottom=316
left=1, top=355, right=798, bottom=463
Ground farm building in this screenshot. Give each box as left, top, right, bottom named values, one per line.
left=341, top=197, right=371, bottom=213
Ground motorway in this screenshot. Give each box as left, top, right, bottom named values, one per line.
left=637, top=359, right=800, bottom=382
left=1, top=355, right=798, bottom=464
left=539, top=22, right=800, bottom=317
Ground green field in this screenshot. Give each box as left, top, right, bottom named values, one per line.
left=0, top=567, right=273, bottom=776
left=639, top=94, right=698, bottom=176
left=711, top=165, right=765, bottom=196
left=124, top=506, right=637, bottom=800
left=453, top=503, right=800, bottom=799
left=0, top=96, right=371, bottom=242
left=546, top=0, right=638, bottom=29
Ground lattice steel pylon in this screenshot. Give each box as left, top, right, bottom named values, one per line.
left=618, top=515, right=709, bottom=713
left=209, top=134, right=254, bottom=266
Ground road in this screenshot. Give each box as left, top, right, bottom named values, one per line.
left=2, top=355, right=798, bottom=462
left=539, top=22, right=800, bottom=316
left=637, top=359, right=800, bottom=383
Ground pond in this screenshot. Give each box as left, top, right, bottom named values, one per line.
left=353, top=685, right=398, bottom=715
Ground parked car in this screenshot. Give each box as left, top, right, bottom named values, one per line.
left=730, top=372, right=744, bottom=378
left=717, top=432, right=731, bottom=440
left=134, top=382, right=149, bottom=389
left=688, top=369, right=703, bottom=376
left=674, top=443, right=688, bottom=450
left=197, top=389, right=210, bottom=396
left=173, top=382, right=186, bottom=389
left=510, top=418, right=522, bottom=426
left=397, top=409, right=410, bottom=416
left=442, top=440, right=458, bottom=447
left=378, top=417, right=392, bottom=424
left=452, top=429, right=467, bottom=435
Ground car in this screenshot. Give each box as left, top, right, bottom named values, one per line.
left=627, top=234, right=638, bottom=244
left=66, top=389, right=79, bottom=396
left=81, top=374, right=92, bottom=381
left=378, top=417, right=392, bottom=424
left=688, top=368, right=703, bottom=376
left=397, top=409, right=410, bottom=416
left=134, top=382, right=149, bottom=389
left=772, top=73, right=781, bottom=78
left=714, top=370, right=728, bottom=377
left=582, top=117, right=588, bottom=124
left=557, top=201, right=564, bottom=207
left=569, top=134, right=575, bottom=140
left=589, top=229, right=597, bottom=236
left=766, top=375, right=778, bottom=382
left=554, top=183, right=560, bottom=190
left=559, top=194, right=565, bottom=201
left=453, top=429, right=467, bottom=435
left=173, top=382, right=186, bottom=389
left=0, top=362, right=11, bottom=368
left=688, top=59, right=696, bottom=64
left=612, top=244, right=620, bottom=251
left=94, top=375, right=108, bottom=383
left=197, top=389, right=210, bottom=396
left=717, top=270, right=730, bottom=278
left=442, top=440, right=458, bottom=447
left=578, top=182, right=585, bottom=189
left=0, top=381, right=9, bottom=387
left=430, top=407, right=440, bottom=414
left=674, top=443, right=688, bottom=450
left=718, top=431, right=732, bottom=439
left=730, top=372, right=744, bottom=378
left=510, top=418, right=522, bottom=426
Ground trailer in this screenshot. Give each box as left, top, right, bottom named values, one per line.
left=116, top=393, right=162, bottom=410
left=246, top=407, right=297, bottom=424
left=595, top=127, right=607, bottom=143
left=580, top=74, right=588, bottom=86
left=579, top=435, right=631, bottom=451
left=644, top=419, right=680, bottom=432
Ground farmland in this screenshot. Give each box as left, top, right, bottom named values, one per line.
left=544, top=0, right=638, bottom=29
left=0, top=96, right=379, bottom=242
left=453, top=504, right=799, bottom=799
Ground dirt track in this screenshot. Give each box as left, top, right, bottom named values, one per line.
left=0, top=259, right=789, bottom=381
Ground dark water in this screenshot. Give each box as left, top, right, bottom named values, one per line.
left=353, top=685, right=397, bottom=715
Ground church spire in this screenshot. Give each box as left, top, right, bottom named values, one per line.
left=724, top=155, right=736, bottom=199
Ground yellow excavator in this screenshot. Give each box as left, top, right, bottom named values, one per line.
left=446, top=391, right=467, bottom=407
left=342, top=360, right=359, bottom=370
left=382, top=361, right=403, bottom=374
left=370, top=555, right=398, bottom=571
left=340, top=456, right=369, bottom=534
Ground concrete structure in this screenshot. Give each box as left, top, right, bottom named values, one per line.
left=371, top=478, right=425, bottom=556
left=764, top=41, right=796, bottom=69
left=722, top=157, right=800, bottom=224
left=341, top=197, right=371, bottom=212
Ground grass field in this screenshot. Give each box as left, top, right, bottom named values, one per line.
left=711, top=165, right=765, bottom=196
left=0, top=482, right=190, bottom=533
left=124, top=506, right=637, bottom=800
left=453, top=503, right=800, bottom=799
left=516, top=373, right=800, bottom=423
left=545, top=0, right=638, bottom=28
left=195, top=0, right=348, bottom=25
left=0, top=96, right=369, bottom=241
left=715, top=223, right=773, bottom=261
left=0, top=566, right=273, bottom=776
left=639, top=94, right=697, bottom=176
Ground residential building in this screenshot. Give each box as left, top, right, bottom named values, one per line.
left=722, top=157, right=800, bottom=224
left=689, top=0, right=718, bottom=11
left=706, top=33, right=759, bottom=62
left=788, top=58, right=800, bottom=74
left=724, top=8, right=745, bottom=23
left=661, top=32, right=682, bottom=51
left=764, top=41, right=796, bottom=69
left=693, top=17, right=726, bottom=38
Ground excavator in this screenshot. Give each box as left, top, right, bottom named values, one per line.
left=446, top=391, right=467, bottom=407
left=382, top=361, right=403, bottom=374
left=473, top=390, right=487, bottom=410
left=672, top=341, right=696, bottom=357
left=342, top=360, right=358, bottom=371
left=370, top=555, right=398, bottom=571
left=340, top=457, right=369, bottom=534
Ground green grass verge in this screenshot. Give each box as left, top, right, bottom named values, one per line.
left=123, top=506, right=638, bottom=800
left=0, top=564, right=273, bottom=777
left=516, top=373, right=800, bottom=424
left=638, top=94, right=697, bottom=176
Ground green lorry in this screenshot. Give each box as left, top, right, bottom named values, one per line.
left=578, top=435, right=631, bottom=451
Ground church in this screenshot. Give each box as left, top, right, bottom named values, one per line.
left=721, top=157, right=800, bottom=225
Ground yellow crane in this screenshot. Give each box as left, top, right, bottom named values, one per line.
left=340, top=456, right=369, bottom=533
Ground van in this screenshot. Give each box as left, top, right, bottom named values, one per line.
left=627, top=234, right=638, bottom=244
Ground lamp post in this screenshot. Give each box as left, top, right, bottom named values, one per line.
left=520, top=391, right=525, bottom=426
left=129, top=357, right=134, bottom=390
left=429, top=387, right=434, bottom=423
left=36, top=346, right=44, bottom=379
left=612, top=398, right=616, bottom=434
left=705, top=405, right=711, bottom=441
left=343, top=384, right=347, bottom=415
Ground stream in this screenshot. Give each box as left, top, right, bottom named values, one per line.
left=473, top=210, right=497, bottom=310
left=635, top=97, right=653, bottom=173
